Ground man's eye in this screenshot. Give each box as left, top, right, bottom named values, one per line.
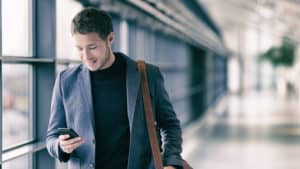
left=89, top=46, right=96, bottom=50
left=77, top=48, right=83, bottom=51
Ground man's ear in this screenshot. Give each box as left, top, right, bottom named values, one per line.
left=107, top=32, right=115, bottom=45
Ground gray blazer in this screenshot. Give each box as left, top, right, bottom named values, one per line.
left=46, top=53, right=183, bottom=169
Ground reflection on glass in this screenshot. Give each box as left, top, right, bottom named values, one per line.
left=2, top=0, right=32, bottom=56
left=2, top=154, right=32, bottom=169
left=2, top=64, right=32, bottom=149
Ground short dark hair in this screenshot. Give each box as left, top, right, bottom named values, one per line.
left=71, top=8, right=113, bottom=39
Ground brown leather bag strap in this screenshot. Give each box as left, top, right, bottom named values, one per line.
left=137, top=60, right=164, bottom=169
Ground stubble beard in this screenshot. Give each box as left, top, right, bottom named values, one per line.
left=97, top=44, right=113, bottom=71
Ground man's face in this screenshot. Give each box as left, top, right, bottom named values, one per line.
left=73, top=32, right=115, bottom=71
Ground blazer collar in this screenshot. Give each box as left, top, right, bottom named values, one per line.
left=123, top=54, right=141, bottom=131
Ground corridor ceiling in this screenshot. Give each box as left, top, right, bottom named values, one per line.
left=199, top=0, right=300, bottom=54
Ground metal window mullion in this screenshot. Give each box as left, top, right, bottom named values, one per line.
left=35, top=0, right=56, bottom=168
left=0, top=0, right=3, bottom=167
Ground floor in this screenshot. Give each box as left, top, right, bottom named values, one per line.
left=183, top=92, right=300, bottom=169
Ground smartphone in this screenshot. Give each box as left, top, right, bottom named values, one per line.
left=58, top=128, right=79, bottom=139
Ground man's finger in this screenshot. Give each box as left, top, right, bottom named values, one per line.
left=63, top=140, right=83, bottom=150
left=71, top=139, right=84, bottom=149
left=62, top=140, right=84, bottom=153
left=63, top=147, right=72, bottom=154
left=59, top=134, right=70, bottom=140
left=61, top=137, right=82, bottom=145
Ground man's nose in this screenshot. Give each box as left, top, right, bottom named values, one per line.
left=83, top=49, right=92, bottom=60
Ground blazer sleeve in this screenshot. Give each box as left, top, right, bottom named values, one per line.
left=46, top=71, right=70, bottom=162
left=153, top=67, right=184, bottom=168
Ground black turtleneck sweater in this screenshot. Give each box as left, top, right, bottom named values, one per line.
left=90, top=54, right=129, bottom=169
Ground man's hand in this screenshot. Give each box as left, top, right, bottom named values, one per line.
left=59, top=134, right=84, bottom=154
left=164, top=166, right=176, bottom=169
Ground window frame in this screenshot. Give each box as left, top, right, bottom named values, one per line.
left=1, top=0, right=57, bottom=168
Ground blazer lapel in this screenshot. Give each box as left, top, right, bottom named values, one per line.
left=125, top=56, right=141, bottom=132
left=79, top=65, right=95, bottom=134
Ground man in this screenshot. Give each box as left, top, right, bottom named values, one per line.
left=46, top=7, right=183, bottom=169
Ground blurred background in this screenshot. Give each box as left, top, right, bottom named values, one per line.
left=1, top=0, right=300, bottom=169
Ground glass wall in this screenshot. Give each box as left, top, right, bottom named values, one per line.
left=1, top=0, right=35, bottom=168
left=2, top=0, right=33, bottom=56
left=56, top=0, right=83, bottom=60
left=2, top=154, right=32, bottom=169
left=1, top=0, right=59, bottom=167
left=2, top=64, right=33, bottom=150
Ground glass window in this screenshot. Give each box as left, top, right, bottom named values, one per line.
left=56, top=0, right=83, bottom=60
left=2, top=64, right=33, bottom=149
left=120, top=20, right=129, bottom=55
left=2, top=0, right=33, bottom=56
left=2, top=154, right=32, bottom=169
left=111, top=15, right=121, bottom=52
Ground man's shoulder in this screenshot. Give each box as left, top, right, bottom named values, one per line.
left=118, top=52, right=160, bottom=74
left=145, top=62, right=159, bottom=72
left=115, top=52, right=161, bottom=76
left=58, top=64, right=83, bottom=80
left=141, top=62, right=162, bottom=86
left=143, top=62, right=161, bottom=79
